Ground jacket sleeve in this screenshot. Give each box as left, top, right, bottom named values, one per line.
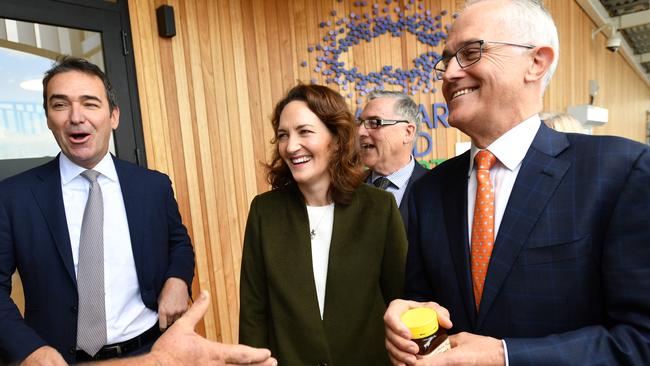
left=505, top=148, right=650, bottom=365
left=162, top=176, right=195, bottom=290
left=239, top=197, right=270, bottom=348
left=0, top=194, right=47, bottom=362
left=380, top=194, right=407, bottom=304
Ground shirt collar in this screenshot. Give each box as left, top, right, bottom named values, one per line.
left=468, top=114, right=541, bottom=176
left=371, top=156, right=415, bottom=189
left=59, top=151, right=118, bottom=185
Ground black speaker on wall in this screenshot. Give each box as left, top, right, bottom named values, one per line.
left=156, top=5, right=176, bottom=38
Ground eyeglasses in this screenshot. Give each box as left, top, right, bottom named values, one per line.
left=433, top=40, right=535, bottom=76
left=356, top=119, right=410, bottom=129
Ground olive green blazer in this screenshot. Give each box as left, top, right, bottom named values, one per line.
left=239, top=184, right=407, bottom=365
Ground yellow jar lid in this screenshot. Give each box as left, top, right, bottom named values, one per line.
left=400, top=308, right=439, bottom=339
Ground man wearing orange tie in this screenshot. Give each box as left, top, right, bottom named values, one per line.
left=383, top=0, right=650, bottom=365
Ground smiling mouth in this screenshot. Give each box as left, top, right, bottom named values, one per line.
left=452, top=87, right=478, bottom=100
left=290, top=156, right=312, bottom=165
left=360, top=142, right=375, bottom=150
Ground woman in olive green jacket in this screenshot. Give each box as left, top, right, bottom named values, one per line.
left=239, top=84, right=407, bottom=365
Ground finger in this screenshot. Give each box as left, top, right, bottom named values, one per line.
left=223, top=344, right=272, bottom=363
left=385, top=325, right=419, bottom=354
left=385, top=336, right=418, bottom=365
left=384, top=301, right=415, bottom=339
left=158, top=312, right=168, bottom=331
left=417, top=345, right=461, bottom=366
left=447, top=332, right=469, bottom=348
left=178, top=290, right=210, bottom=328
left=226, top=357, right=278, bottom=366
left=387, top=352, right=407, bottom=366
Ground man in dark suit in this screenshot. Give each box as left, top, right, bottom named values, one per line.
left=384, top=0, right=650, bottom=365
left=358, top=91, right=428, bottom=224
left=0, top=57, right=195, bottom=365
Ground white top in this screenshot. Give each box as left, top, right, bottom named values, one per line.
left=370, top=156, right=416, bottom=206
left=467, top=115, right=541, bottom=245
left=60, top=152, right=158, bottom=345
left=306, top=203, right=335, bottom=319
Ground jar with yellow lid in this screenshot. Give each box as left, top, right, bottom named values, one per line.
left=400, top=307, right=451, bottom=357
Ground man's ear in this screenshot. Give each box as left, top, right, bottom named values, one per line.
left=525, top=45, right=554, bottom=83
left=110, top=106, right=120, bottom=130
left=403, top=123, right=416, bottom=145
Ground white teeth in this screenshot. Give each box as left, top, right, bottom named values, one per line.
left=291, top=156, right=311, bottom=164
left=452, top=88, right=477, bottom=99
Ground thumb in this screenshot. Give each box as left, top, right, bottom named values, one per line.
left=179, top=290, right=209, bottom=328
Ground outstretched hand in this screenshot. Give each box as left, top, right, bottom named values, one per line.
left=150, top=291, right=277, bottom=366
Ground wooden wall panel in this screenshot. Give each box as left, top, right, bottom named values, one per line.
left=127, top=0, right=650, bottom=344
left=544, top=0, right=650, bottom=141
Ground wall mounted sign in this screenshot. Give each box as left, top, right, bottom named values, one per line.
left=301, top=0, right=457, bottom=165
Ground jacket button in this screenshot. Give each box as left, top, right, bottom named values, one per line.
left=71, top=305, right=78, bottom=313
left=69, top=347, right=76, bottom=355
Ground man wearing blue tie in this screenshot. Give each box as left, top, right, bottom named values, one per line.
left=357, top=91, right=428, bottom=225
left=0, top=57, right=195, bottom=365
left=384, top=0, right=650, bottom=365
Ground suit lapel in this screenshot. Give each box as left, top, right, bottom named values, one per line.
left=400, top=162, right=428, bottom=220
left=285, top=190, right=327, bottom=321
left=113, top=157, right=144, bottom=273
left=477, top=125, right=570, bottom=327
left=31, top=158, right=77, bottom=285
left=442, top=152, right=477, bottom=327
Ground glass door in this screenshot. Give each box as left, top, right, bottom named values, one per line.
left=0, top=21, right=113, bottom=175
left=0, top=0, right=145, bottom=181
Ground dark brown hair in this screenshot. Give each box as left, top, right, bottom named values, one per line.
left=266, top=84, right=364, bottom=205
left=42, top=56, right=118, bottom=115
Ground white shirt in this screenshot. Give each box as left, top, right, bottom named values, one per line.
left=306, top=203, right=335, bottom=319
left=467, top=115, right=541, bottom=243
left=60, top=152, right=157, bottom=345
left=370, top=156, right=416, bottom=206
left=466, top=115, right=541, bottom=366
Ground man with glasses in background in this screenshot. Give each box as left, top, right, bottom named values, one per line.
left=384, top=0, right=650, bottom=365
left=357, top=91, right=428, bottom=224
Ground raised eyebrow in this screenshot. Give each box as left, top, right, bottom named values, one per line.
left=79, top=95, right=103, bottom=103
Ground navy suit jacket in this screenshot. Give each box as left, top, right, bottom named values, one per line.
left=0, top=156, right=195, bottom=363
left=406, top=124, right=650, bottom=364
left=399, top=162, right=428, bottom=225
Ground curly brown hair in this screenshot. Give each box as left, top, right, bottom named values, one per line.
left=266, top=84, right=364, bottom=205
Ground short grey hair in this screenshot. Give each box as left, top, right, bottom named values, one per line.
left=366, top=91, right=422, bottom=139
left=464, top=0, right=559, bottom=90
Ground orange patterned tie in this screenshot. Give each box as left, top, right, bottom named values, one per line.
left=471, top=150, right=497, bottom=311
